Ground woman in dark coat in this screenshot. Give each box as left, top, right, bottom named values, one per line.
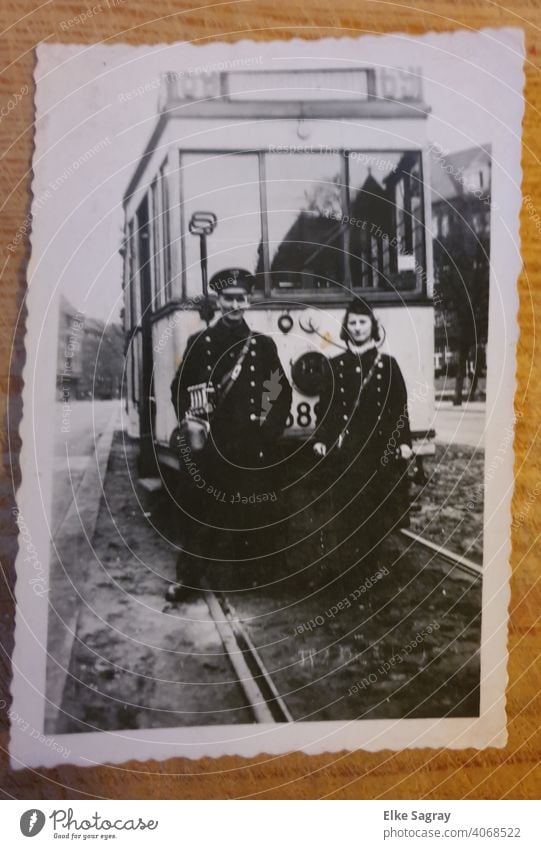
left=313, top=299, right=412, bottom=566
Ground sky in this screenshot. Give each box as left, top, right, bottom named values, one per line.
left=29, top=28, right=523, bottom=323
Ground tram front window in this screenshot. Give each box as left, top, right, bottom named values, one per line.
left=180, top=149, right=427, bottom=299
left=263, top=153, right=345, bottom=292
left=182, top=153, right=263, bottom=297
left=347, top=151, right=424, bottom=291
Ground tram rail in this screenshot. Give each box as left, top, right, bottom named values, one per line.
left=399, top=528, right=483, bottom=580
left=204, top=588, right=294, bottom=724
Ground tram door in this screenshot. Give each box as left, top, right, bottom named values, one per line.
left=136, top=196, right=157, bottom=476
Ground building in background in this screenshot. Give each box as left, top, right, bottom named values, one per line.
left=56, top=295, right=84, bottom=401
left=56, top=296, right=124, bottom=400
left=430, top=144, right=491, bottom=403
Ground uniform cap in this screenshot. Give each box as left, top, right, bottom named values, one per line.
left=345, top=297, right=375, bottom=318
left=209, top=268, right=255, bottom=294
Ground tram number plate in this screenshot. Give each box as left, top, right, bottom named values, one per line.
left=286, top=401, right=318, bottom=430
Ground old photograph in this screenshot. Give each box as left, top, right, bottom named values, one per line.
left=10, top=29, right=523, bottom=766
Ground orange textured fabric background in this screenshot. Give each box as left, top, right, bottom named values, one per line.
left=0, top=0, right=537, bottom=799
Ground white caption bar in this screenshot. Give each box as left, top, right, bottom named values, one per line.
left=3, top=800, right=539, bottom=848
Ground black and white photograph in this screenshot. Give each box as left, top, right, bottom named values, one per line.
left=10, top=28, right=523, bottom=766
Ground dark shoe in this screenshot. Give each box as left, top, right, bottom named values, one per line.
left=165, top=582, right=194, bottom=603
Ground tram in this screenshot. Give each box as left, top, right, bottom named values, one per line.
left=122, top=66, right=435, bottom=476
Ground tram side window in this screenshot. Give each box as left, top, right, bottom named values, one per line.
left=160, top=164, right=173, bottom=301
left=150, top=178, right=162, bottom=308
left=149, top=163, right=173, bottom=309
left=127, top=219, right=139, bottom=327
left=263, top=153, right=344, bottom=291
left=409, top=157, right=424, bottom=278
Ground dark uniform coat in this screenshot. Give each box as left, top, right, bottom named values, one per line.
left=171, top=317, right=292, bottom=465
left=170, top=317, right=292, bottom=582
left=315, top=344, right=411, bottom=558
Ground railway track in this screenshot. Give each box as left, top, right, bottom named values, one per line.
left=399, top=528, right=483, bottom=580
left=204, top=588, right=293, bottom=724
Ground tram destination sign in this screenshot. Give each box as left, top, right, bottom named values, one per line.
left=160, top=66, right=423, bottom=106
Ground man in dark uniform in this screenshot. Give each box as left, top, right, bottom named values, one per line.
left=166, top=268, right=292, bottom=601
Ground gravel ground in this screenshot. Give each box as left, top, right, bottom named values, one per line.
left=409, top=443, right=484, bottom=562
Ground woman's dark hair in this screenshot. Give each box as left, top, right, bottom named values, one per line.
left=340, top=299, right=382, bottom=344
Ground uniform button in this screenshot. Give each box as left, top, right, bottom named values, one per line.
left=377, top=401, right=381, bottom=407
left=250, top=413, right=257, bottom=421
left=205, top=336, right=211, bottom=342
left=377, top=387, right=382, bottom=393
left=378, top=361, right=383, bottom=369
left=339, top=360, right=344, bottom=366
left=355, top=366, right=361, bottom=373
left=377, top=374, right=382, bottom=380
left=251, top=339, right=257, bottom=346
left=340, top=387, right=345, bottom=393
left=229, top=351, right=235, bottom=358
left=339, top=373, right=343, bottom=379
left=206, top=365, right=211, bottom=371
left=342, top=401, right=347, bottom=406
left=343, top=415, right=348, bottom=421
left=250, top=351, right=256, bottom=357
left=250, top=381, right=255, bottom=387
left=250, top=365, right=255, bottom=372
left=250, top=398, right=255, bottom=404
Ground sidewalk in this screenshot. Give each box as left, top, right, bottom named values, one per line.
left=433, top=401, right=486, bottom=447
left=45, top=403, right=119, bottom=731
